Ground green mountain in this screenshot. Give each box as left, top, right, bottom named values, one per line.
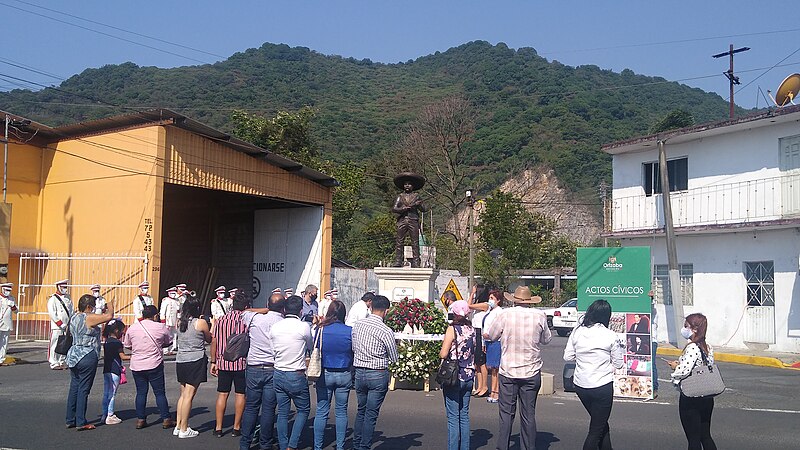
left=0, top=40, right=740, bottom=201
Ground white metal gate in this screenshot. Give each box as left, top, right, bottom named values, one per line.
left=743, top=261, right=776, bottom=344
left=15, top=253, right=148, bottom=341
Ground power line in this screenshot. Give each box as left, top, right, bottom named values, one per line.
left=0, top=57, right=65, bottom=81
left=10, top=0, right=226, bottom=60
left=0, top=1, right=214, bottom=65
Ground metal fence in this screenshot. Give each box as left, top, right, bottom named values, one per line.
left=609, top=172, right=800, bottom=232
left=15, top=253, right=148, bottom=341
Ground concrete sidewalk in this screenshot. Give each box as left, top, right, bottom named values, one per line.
left=657, top=342, right=800, bottom=369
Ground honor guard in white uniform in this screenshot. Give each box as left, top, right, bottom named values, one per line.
left=160, top=286, right=180, bottom=354
left=0, top=282, right=18, bottom=363
left=47, top=279, right=73, bottom=369
left=284, top=288, right=294, bottom=297
left=90, top=284, right=107, bottom=314
left=210, top=286, right=231, bottom=334
left=228, top=287, right=239, bottom=300
left=132, top=281, right=153, bottom=321
left=319, top=288, right=337, bottom=318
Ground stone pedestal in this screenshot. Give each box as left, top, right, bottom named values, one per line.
left=373, top=267, right=439, bottom=302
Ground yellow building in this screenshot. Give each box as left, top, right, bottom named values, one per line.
left=1, top=109, right=335, bottom=339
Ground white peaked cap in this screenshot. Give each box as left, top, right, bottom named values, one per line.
left=166, top=286, right=177, bottom=293
left=90, top=284, right=101, bottom=291
left=215, top=286, right=227, bottom=293
left=271, top=287, right=282, bottom=294
left=55, top=279, right=69, bottom=286
left=139, top=281, right=150, bottom=288
left=0, top=282, right=12, bottom=288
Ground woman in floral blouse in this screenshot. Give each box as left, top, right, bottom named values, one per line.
left=439, top=300, right=476, bottom=450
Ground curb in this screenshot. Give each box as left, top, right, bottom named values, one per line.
left=656, top=347, right=798, bottom=370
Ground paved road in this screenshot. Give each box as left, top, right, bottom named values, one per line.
left=1, top=337, right=798, bottom=449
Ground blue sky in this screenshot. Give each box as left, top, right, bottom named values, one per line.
left=1, top=0, right=799, bottom=110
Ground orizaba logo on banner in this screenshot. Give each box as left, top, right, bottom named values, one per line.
left=603, top=255, right=623, bottom=271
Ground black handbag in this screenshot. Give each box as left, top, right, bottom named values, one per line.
left=223, top=314, right=256, bottom=362
left=436, top=327, right=460, bottom=388
left=54, top=297, right=73, bottom=356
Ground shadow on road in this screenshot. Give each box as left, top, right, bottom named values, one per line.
left=373, top=431, right=424, bottom=449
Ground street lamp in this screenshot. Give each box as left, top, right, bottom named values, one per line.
left=466, top=189, right=475, bottom=292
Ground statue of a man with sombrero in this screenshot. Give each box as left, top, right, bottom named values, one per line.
left=391, top=172, right=428, bottom=268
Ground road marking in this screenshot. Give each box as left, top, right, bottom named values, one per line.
left=741, top=407, right=800, bottom=414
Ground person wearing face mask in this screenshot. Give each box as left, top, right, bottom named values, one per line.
left=48, top=279, right=73, bottom=369
left=301, top=284, right=319, bottom=324
left=210, top=286, right=230, bottom=335
left=667, top=313, right=717, bottom=450
left=176, top=283, right=188, bottom=308
left=90, top=284, right=107, bottom=315
left=133, top=281, right=154, bottom=321
left=0, top=282, right=18, bottom=364
left=160, top=287, right=181, bottom=355
left=318, top=288, right=337, bottom=319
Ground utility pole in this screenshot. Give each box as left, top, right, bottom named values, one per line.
left=712, top=44, right=750, bottom=119
left=3, top=115, right=8, bottom=203
left=658, top=140, right=685, bottom=347
left=466, top=189, right=475, bottom=292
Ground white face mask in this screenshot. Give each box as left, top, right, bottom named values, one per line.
left=488, top=299, right=496, bottom=309
left=58, top=286, right=68, bottom=295
left=217, top=292, right=225, bottom=299
left=141, top=288, right=149, bottom=295
left=169, top=292, right=177, bottom=299
left=681, top=326, right=694, bottom=339
left=92, top=291, right=100, bottom=298
left=1, top=288, right=10, bottom=296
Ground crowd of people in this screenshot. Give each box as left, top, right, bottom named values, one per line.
left=22, top=276, right=719, bottom=449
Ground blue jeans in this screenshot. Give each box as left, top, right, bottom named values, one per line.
left=102, top=372, right=120, bottom=416
left=65, top=352, right=98, bottom=426
left=240, top=366, right=277, bottom=450
left=353, top=368, right=390, bottom=450
left=274, top=369, right=311, bottom=450
left=131, top=363, right=171, bottom=421
left=652, top=341, right=659, bottom=391
left=443, top=378, right=473, bottom=450
left=314, top=369, right=353, bottom=450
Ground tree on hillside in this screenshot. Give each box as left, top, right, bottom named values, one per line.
left=475, top=191, right=577, bottom=287
left=231, top=107, right=318, bottom=166
left=400, top=95, right=476, bottom=245
left=650, top=109, right=694, bottom=134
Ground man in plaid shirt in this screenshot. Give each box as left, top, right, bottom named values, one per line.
left=351, top=295, right=398, bottom=450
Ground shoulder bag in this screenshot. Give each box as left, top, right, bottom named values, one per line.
left=679, top=346, right=725, bottom=398
left=223, top=313, right=256, bottom=362
left=307, top=326, right=323, bottom=381
left=54, top=296, right=74, bottom=355
left=436, top=326, right=461, bottom=388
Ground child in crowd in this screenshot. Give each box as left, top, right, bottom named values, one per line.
left=102, top=319, right=129, bottom=425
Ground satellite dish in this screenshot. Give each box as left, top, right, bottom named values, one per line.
left=768, top=73, right=800, bottom=107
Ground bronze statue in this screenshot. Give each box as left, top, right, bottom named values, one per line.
left=392, top=172, right=428, bottom=268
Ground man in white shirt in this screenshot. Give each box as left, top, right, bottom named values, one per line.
left=210, top=285, right=230, bottom=334
left=47, top=279, right=73, bottom=369
left=132, top=281, right=153, bottom=321
left=0, top=282, right=18, bottom=363
left=269, top=295, right=312, bottom=450
left=346, top=292, right=374, bottom=327
left=160, top=287, right=180, bottom=354
left=90, top=284, right=107, bottom=315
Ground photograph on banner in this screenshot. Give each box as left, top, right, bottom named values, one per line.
left=577, top=246, right=653, bottom=399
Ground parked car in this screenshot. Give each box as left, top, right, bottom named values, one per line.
left=551, top=298, right=578, bottom=337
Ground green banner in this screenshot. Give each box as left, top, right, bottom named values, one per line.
left=577, top=247, right=651, bottom=313
left=577, top=246, right=654, bottom=400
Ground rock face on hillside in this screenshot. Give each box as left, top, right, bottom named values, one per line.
left=498, top=168, right=602, bottom=245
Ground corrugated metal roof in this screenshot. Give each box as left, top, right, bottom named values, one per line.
left=37, top=108, right=338, bottom=187
left=602, top=104, right=800, bottom=155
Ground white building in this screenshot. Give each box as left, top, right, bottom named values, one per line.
left=602, top=105, right=800, bottom=354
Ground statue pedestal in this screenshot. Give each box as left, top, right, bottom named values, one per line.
left=374, top=267, right=439, bottom=302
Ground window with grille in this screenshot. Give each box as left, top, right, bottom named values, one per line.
left=643, top=158, right=688, bottom=196
left=744, top=261, right=774, bottom=307
left=653, top=264, right=693, bottom=306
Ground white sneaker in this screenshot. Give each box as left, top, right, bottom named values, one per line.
left=178, top=427, right=199, bottom=439
left=173, top=426, right=180, bottom=436
left=105, top=414, right=122, bottom=425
